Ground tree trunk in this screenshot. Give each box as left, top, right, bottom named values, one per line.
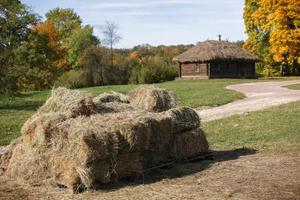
left=292, top=65, right=296, bottom=75
left=110, top=44, right=113, bottom=67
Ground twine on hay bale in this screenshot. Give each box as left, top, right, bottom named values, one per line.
left=0, top=86, right=209, bottom=193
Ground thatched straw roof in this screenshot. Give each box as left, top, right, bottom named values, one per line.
left=173, top=40, right=261, bottom=63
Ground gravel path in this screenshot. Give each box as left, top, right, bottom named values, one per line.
left=198, top=80, right=300, bottom=122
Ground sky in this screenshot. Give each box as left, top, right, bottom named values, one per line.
left=22, top=0, right=248, bottom=48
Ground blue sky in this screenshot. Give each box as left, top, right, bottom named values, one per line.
left=22, top=0, right=247, bottom=48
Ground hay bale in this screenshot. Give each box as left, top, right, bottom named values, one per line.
left=0, top=138, right=22, bottom=174
left=21, top=113, right=66, bottom=147
left=1, top=86, right=209, bottom=193
left=93, top=91, right=129, bottom=104
left=96, top=102, right=135, bottom=114
left=128, top=86, right=177, bottom=112
left=167, top=107, right=201, bottom=133
left=37, top=87, right=96, bottom=118
left=173, top=128, right=209, bottom=160
left=0, top=137, right=51, bottom=186
left=112, top=152, right=143, bottom=179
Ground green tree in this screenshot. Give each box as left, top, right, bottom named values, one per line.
left=45, top=8, right=81, bottom=42
left=63, top=25, right=99, bottom=68
left=79, top=45, right=107, bottom=86
left=128, top=58, right=142, bottom=84
left=0, top=0, right=38, bottom=92
left=13, top=31, right=58, bottom=90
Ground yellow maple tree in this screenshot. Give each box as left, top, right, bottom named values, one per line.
left=244, top=0, right=300, bottom=74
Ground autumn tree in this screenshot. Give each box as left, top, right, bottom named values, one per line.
left=45, top=8, right=81, bottom=42
left=243, top=0, right=300, bottom=75
left=34, top=22, right=58, bottom=48
left=265, top=0, right=300, bottom=74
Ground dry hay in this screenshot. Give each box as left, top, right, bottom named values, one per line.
left=166, top=107, right=201, bottom=133
left=128, top=86, right=177, bottom=112
left=96, top=102, right=135, bottom=114
left=173, top=128, right=209, bottom=160
left=37, top=87, right=96, bottom=118
left=93, top=91, right=129, bottom=104
left=0, top=86, right=208, bottom=193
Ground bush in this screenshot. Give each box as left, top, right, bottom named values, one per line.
left=54, top=69, right=86, bottom=89
left=137, top=57, right=178, bottom=84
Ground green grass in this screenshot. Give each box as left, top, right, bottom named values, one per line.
left=203, top=101, right=300, bottom=152
left=286, top=84, right=300, bottom=90
left=85, top=79, right=251, bottom=107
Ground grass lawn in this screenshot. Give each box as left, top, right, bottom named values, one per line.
left=203, top=101, right=300, bottom=152
left=286, top=84, right=300, bottom=90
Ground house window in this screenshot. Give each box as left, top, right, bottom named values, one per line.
left=194, top=65, right=200, bottom=73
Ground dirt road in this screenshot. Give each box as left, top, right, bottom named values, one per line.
left=198, top=80, right=300, bottom=122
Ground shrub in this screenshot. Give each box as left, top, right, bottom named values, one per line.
left=138, top=57, right=178, bottom=84
left=54, top=69, right=86, bottom=89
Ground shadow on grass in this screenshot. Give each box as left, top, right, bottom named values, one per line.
left=92, top=147, right=256, bottom=191
left=0, top=102, right=43, bottom=111
left=0, top=91, right=47, bottom=111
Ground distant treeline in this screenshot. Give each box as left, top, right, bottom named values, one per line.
left=2, top=0, right=299, bottom=92
left=1, top=0, right=196, bottom=92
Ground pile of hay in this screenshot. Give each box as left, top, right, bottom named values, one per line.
left=0, top=86, right=208, bottom=193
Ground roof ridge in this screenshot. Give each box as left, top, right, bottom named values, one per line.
left=173, top=40, right=261, bottom=63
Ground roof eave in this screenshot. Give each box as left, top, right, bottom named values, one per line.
left=173, top=57, right=262, bottom=63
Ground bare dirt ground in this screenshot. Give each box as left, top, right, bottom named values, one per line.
left=198, top=80, right=300, bottom=122
left=1, top=150, right=300, bottom=200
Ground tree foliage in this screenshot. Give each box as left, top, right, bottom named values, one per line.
left=13, top=31, right=58, bottom=90
left=0, top=0, right=38, bottom=91
left=33, top=22, right=58, bottom=49
left=243, top=0, right=300, bottom=75
left=0, top=1, right=194, bottom=91
left=79, top=45, right=107, bottom=86
left=126, top=45, right=181, bottom=84
left=45, top=8, right=81, bottom=42
left=64, top=25, right=99, bottom=68
left=138, top=56, right=178, bottom=84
